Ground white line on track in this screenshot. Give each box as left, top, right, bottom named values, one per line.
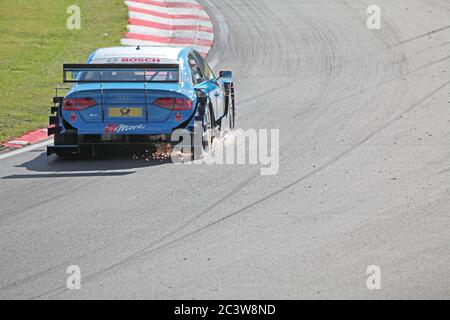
left=0, top=139, right=52, bottom=161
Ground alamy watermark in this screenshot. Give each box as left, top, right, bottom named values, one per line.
left=66, top=265, right=81, bottom=290
left=367, top=5, right=381, bottom=29
left=366, top=265, right=381, bottom=290
left=66, top=5, right=81, bottom=30
left=170, top=128, right=280, bottom=176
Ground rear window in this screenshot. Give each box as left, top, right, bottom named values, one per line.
left=79, top=69, right=179, bottom=82
left=63, top=64, right=180, bottom=83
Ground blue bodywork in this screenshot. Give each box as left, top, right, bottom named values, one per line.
left=48, top=47, right=234, bottom=156
left=62, top=82, right=197, bottom=135
left=59, top=48, right=212, bottom=136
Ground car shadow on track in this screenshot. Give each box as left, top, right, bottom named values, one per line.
left=11, top=147, right=174, bottom=176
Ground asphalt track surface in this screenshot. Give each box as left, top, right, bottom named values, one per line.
left=1, top=0, right=450, bottom=299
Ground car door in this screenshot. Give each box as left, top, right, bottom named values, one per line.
left=188, top=53, right=213, bottom=115
left=190, top=52, right=225, bottom=120
left=204, top=61, right=226, bottom=120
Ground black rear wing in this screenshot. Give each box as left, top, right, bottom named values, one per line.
left=63, top=63, right=180, bottom=83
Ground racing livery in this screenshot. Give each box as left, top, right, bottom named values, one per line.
left=47, top=46, right=235, bottom=158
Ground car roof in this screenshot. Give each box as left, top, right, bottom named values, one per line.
left=90, top=46, right=187, bottom=63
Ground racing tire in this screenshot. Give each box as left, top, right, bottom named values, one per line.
left=229, top=83, right=236, bottom=129
left=224, top=83, right=236, bottom=130
left=191, top=102, right=215, bottom=160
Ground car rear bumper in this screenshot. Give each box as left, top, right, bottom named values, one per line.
left=47, top=139, right=178, bottom=156
left=73, top=123, right=174, bottom=135
left=65, top=116, right=196, bottom=135
left=47, top=145, right=79, bottom=156
left=63, top=106, right=197, bottom=135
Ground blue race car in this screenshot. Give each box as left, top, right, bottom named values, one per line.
left=47, top=46, right=235, bottom=158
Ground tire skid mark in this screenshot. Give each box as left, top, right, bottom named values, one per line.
left=391, top=25, right=450, bottom=48
left=95, top=81, right=450, bottom=272
left=33, top=79, right=450, bottom=300
left=123, top=80, right=450, bottom=262
left=32, top=171, right=262, bottom=299
left=3, top=0, right=450, bottom=299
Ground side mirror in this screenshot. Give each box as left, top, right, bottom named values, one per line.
left=219, top=70, right=233, bottom=78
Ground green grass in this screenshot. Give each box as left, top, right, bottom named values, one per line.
left=0, top=0, right=127, bottom=142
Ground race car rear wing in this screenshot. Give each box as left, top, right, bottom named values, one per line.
left=63, top=63, right=180, bottom=83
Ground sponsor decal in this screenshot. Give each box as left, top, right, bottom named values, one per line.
left=114, top=96, right=130, bottom=103
left=91, top=57, right=163, bottom=64
left=121, top=57, right=161, bottom=63
left=104, top=124, right=118, bottom=134
left=104, top=124, right=146, bottom=134
left=120, top=108, right=131, bottom=116
left=109, top=107, right=143, bottom=118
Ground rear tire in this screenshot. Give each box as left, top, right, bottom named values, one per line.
left=224, top=83, right=236, bottom=130
left=229, top=83, right=236, bottom=129
left=191, top=102, right=215, bottom=160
